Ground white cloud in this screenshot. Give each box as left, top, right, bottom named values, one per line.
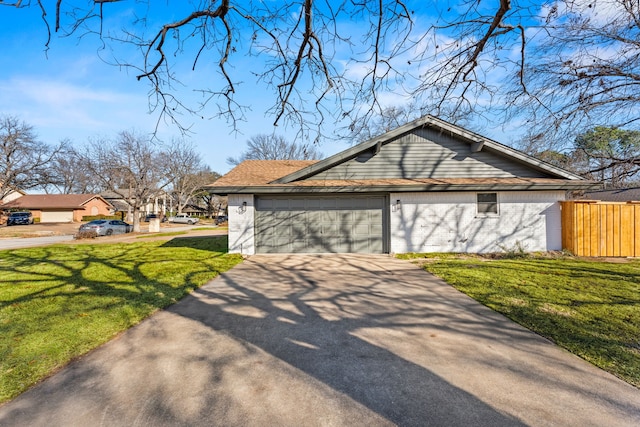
left=0, top=77, right=153, bottom=142
left=540, top=0, right=628, bottom=26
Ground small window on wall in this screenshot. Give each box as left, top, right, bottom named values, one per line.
left=477, top=193, right=498, bottom=215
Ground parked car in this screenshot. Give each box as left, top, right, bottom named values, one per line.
left=6, top=211, right=34, bottom=226
left=214, top=215, right=228, bottom=225
left=168, top=213, right=199, bottom=224
left=79, top=220, right=133, bottom=236
left=144, top=214, right=167, bottom=222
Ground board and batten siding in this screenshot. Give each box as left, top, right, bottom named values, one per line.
left=308, top=128, right=550, bottom=180
left=561, top=201, right=640, bottom=257
left=389, top=191, right=564, bottom=253
left=228, top=194, right=255, bottom=254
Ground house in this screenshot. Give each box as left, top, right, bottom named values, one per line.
left=1, top=188, right=25, bottom=205
left=100, top=190, right=168, bottom=222
left=1, top=194, right=114, bottom=223
left=181, top=203, right=208, bottom=217
left=207, top=116, right=598, bottom=254
left=579, top=187, right=640, bottom=202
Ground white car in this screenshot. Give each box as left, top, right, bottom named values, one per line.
left=79, top=220, right=133, bottom=236
left=168, top=213, right=199, bottom=224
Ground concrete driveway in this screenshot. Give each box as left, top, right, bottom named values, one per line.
left=0, top=254, right=638, bottom=426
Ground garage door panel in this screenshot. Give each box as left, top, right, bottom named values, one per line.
left=319, top=223, right=336, bottom=234
left=40, top=210, right=74, bottom=223
left=256, top=196, right=385, bottom=253
left=371, top=224, right=384, bottom=235
left=291, top=239, right=308, bottom=251
left=274, top=211, right=291, bottom=220
left=307, top=211, right=323, bottom=222
left=321, top=211, right=337, bottom=221
left=353, top=224, right=371, bottom=235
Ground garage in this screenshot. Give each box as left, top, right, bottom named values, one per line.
left=255, top=196, right=387, bottom=253
left=40, top=210, right=74, bottom=223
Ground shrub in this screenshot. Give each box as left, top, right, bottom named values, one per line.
left=82, top=215, right=119, bottom=222
left=496, top=241, right=530, bottom=259
left=74, top=230, right=98, bottom=240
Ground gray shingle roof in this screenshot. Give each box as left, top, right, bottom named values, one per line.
left=583, top=187, right=640, bottom=202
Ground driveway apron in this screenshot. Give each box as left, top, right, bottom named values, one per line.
left=0, top=254, right=638, bottom=426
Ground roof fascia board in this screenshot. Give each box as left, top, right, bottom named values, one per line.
left=209, top=181, right=599, bottom=195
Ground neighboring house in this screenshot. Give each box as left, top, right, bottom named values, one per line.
left=1, top=188, right=26, bottom=205
left=1, top=194, right=114, bottom=223
left=580, top=187, right=640, bottom=202
left=181, top=203, right=208, bottom=217
left=101, top=190, right=168, bottom=221
left=207, top=116, right=597, bottom=254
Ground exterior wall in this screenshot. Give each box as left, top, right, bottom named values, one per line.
left=228, top=194, right=255, bottom=255
left=390, top=191, right=565, bottom=253
left=1, top=190, right=23, bottom=204
left=76, top=198, right=113, bottom=221
left=30, top=210, right=42, bottom=221
left=310, top=128, right=551, bottom=181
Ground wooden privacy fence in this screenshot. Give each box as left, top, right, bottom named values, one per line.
left=561, top=200, right=640, bottom=257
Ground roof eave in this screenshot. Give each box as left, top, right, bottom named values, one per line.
left=208, top=181, right=600, bottom=195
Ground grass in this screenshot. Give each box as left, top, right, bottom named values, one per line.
left=192, top=227, right=219, bottom=231
left=135, top=231, right=188, bottom=238
left=398, top=253, right=640, bottom=387
left=0, top=236, right=243, bottom=403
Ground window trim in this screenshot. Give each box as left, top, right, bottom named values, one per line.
left=476, top=192, right=499, bottom=216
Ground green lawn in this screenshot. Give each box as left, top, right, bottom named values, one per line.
left=0, top=236, right=242, bottom=403
left=398, top=253, right=640, bottom=387
left=136, top=231, right=188, bottom=238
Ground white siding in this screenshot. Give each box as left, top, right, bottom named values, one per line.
left=228, top=194, right=255, bottom=255
left=390, top=191, right=565, bottom=253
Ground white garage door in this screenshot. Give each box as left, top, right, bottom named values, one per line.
left=40, top=210, right=74, bottom=223
left=255, top=196, right=387, bottom=253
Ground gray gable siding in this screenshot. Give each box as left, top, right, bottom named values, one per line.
left=308, top=128, right=552, bottom=180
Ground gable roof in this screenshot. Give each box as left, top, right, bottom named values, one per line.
left=582, top=187, right=640, bottom=202
left=207, top=116, right=597, bottom=194
left=213, top=160, right=318, bottom=187
left=274, top=116, right=583, bottom=184
left=1, top=194, right=113, bottom=210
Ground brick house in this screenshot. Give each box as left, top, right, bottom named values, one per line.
left=1, top=194, right=114, bottom=223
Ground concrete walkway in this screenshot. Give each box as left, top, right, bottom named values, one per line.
left=0, top=234, right=74, bottom=250
left=0, top=254, right=638, bottom=426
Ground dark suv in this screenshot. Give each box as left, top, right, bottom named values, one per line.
left=6, top=211, right=34, bottom=226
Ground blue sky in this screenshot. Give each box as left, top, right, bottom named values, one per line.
left=0, top=1, right=556, bottom=176
left=0, top=2, right=358, bottom=175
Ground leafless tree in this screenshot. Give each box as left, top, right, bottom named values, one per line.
left=505, top=0, right=640, bottom=143
left=161, top=141, right=213, bottom=214
left=43, top=142, right=100, bottom=194
left=12, top=1, right=640, bottom=146
left=77, top=130, right=167, bottom=232
left=349, top=103, right=437, bottom=143
left=227, top=134, right=323, bottom=165
left=0, top=115, right=65, bottom=202
left=194, top=172, right=225, bottom=218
